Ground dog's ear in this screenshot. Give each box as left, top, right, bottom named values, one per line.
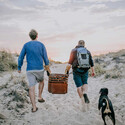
left=99, top=88, right=103, bottom=94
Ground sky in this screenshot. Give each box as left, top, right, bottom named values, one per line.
left=0, top=0, right=125, bottom=62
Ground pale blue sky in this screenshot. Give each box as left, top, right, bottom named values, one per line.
left=0, top=0, right=125, bottom=61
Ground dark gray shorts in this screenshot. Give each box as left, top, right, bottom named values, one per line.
left=26, top=70, right=44, bottom=87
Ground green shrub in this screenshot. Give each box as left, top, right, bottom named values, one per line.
left=104, top=71, right=122, bottom=79
left=111, top=72, right=122, bottom=79
left=121, top=54, right=125, bottom=56
left=104, top=73, right=111, bottom=79
left=0, top=62, right=5, bottom=71
left=89, top=64, right=106, bottom=77
left=9, top=61, right=18, bottom=70
left=8, top=89, right=28, bottom=103
left=0, top=83, right=8, bottom=90
left=0, top=50, right=17, bottom=72
left=12, top=90, right=25, bottom=102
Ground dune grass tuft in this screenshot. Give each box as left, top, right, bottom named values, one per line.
left=0, top=50, right=17, bottom=72
left=89, top=64, right=106, bottom=77
left=104, top=70, right=122, bottom=79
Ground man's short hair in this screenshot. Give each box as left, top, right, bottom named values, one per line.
left=78, top=40, right=85, bottom=46
left=29, top=29, right=38, bottom=40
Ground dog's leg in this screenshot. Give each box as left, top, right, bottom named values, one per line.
left=112, top=113, right=115, bottom=125
left=109, top=113, right=115, bottom=125
left=99, top=108, right=102, bottom=115
left=102, top=115, right=107, bottom=125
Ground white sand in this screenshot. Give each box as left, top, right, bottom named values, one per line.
left=0, top=59, right=125, bottom=125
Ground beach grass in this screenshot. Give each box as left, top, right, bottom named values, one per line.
left=0, top=50, right=17, bottom=72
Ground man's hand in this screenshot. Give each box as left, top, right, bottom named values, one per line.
left=18, top=70, right=21, bottom=73
left=47, top=71, right=50, bottom=76
left=91, top=67, right=95, bottom=77
left=65, top=64, right=71, bottom=75
left=91, top=72, right=95, bottom=77
left=44, top=65, right=51, bottom=76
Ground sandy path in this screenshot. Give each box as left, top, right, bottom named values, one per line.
left=0, top=63, right=125, bottom=125
left=23, top=64, right=125, bottom=125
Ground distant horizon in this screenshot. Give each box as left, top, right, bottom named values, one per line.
left=1, top=46, right=124, bottom=63
left=49, top=48, right=125, bottom=62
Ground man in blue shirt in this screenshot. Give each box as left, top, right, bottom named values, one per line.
left=18, top=29, right=51, bottom=112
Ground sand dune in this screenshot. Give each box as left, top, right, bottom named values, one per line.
left=0, top=50, right=125, bottom=125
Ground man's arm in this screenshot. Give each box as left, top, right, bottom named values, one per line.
left=42, top=44, right=49, bottom=66
left=91, top=67, right=95, bottom=76
left=89, top=52, right=95, bottom=76
left=42, top=44, right=51, bottom=76
left=18, top=45, right=26, bottom=72
left=65, top=50, right=75, bottom=74
left=89, top=52, right=94, bottom=67
left=68, top=50, right=75, bottom=65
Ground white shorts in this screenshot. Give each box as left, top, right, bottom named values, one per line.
left=26, top=70, right=44, bottom=87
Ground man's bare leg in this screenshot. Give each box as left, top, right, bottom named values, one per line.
left=77, top=86, right=85, bottom=103
left=38, top=81, right=44, bottom=100
left=83, top=84, right=88, bottom=94
left=29, top=86, right=36, bottom=111
left=77, top=86, right=86, bottom=111
left=77, top=86, right=83, bottom=98
left=81, top=85, right=84, bottom=93
left=83, top=84, right=90, bottom=104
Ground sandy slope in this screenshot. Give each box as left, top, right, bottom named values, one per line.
left=0, top=61, right=125, bottom=125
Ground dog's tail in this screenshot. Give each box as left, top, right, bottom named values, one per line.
left=103, top=98, right=111, bottom=114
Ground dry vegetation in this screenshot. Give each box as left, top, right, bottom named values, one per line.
left=93, top=49, right=125, bottom=79
left=0, top=49, right=125, bottom=125
left=0, top=50, right=17, bottom=72
left=0, top=75, right=30, bottom=124
left=49, top=58, right=63, bottom=65
left=89, top=63, right=106, bottom=77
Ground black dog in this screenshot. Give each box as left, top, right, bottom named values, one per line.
left=98, top=88, right=115, bottom=125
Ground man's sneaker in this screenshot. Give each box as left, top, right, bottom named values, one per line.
left=83, top=94, right=90, bottom=103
